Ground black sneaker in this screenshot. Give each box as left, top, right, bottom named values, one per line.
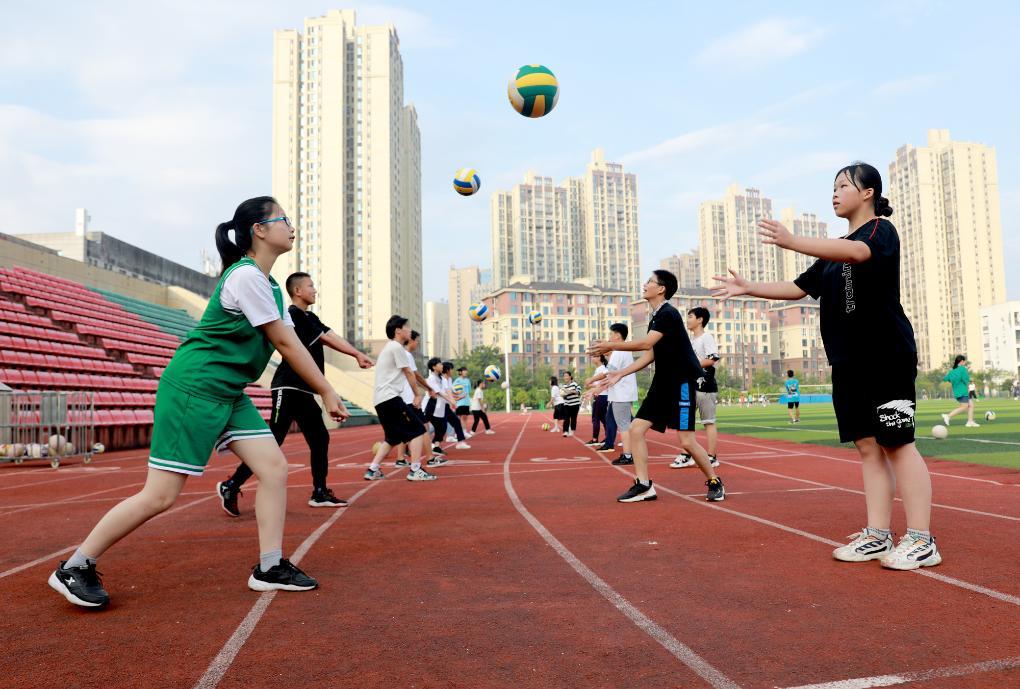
left=308, top=487, right=348, bottom=508
left=706, top=477, right=726, bottom=502
left=596, top=444, right=615, bottom=453
left=585, top=439, right=601, bottom=446
left=431, top=444, right=446, bottom=455
left=611, top=454, right=634, bottom=465
left=426, top=455, right=449, bottom=467
left=394, top=458, right=410, bottom=467
left=217, top=480, right=241, bottom=517
left=617, top=479, right=657, bottom=503
left=48, top=561, right=109, bottom=608
left=248, top=559, right=318, bottom=592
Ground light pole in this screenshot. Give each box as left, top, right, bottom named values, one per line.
left=502, top=320, right=511, bottom=413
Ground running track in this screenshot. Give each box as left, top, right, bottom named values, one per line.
left=1, top=413, right=1018, bottom=688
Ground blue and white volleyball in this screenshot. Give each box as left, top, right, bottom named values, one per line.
left=453, top=168, right=481, bottom=196
left=484, top=365, right=502, bottom=382
left=468, top=302, right=489, bottom=322
left=527, top=310, right=543, bottom=325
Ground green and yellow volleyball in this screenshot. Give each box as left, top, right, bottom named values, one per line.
left=507, top=65, right=559, bottom=118
left=453, top=168, right=481, bottom=196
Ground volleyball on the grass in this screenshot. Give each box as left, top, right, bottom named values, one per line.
left=468, top=302, right=489, bottom=322
left=507, top=65, right=559, bottom=118
left=500, top=381, right=509, bottom=390
left=453, top=168, right=481, bottom=196
left=985, top=410, right=997, bottom=421
left=527, top=310, right=543, bottom=325
left=484, top=365, right=501, bottom=382
left=931, top=425, right=948, bottom=439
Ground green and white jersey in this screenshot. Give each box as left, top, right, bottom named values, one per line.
left=162, top=257, right=293, bottom=401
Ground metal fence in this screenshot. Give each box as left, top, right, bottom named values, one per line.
left=0, top=390, right=96, bottom=468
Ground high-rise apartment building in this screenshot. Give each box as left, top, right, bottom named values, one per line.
left=980, top=302, right=1020, bottom=379
left=777, top=209, right=827, bottom=282
left=660, top=251, right=701, bottom=289
left=423, top=300, right=450, bottom=360
left=888, top=130, right=1005, bottom=370
left=271, top=9, right=422, bottom=354
left=699, top=185, right=775, bottom=287
left=449, top=265, right=493, bottom=357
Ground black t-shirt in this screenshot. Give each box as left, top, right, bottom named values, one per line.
left=270, top=306, right=331, bottom=392
left=793, top=218, right=916, bottom=366
left=647, top=302, right=703, bottom=391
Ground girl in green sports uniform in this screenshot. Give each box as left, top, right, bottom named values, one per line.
left=49, top=197, right=349, bottom=608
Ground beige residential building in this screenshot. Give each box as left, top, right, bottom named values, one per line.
left=271, top=9, right=422, bottom=354
left=660, top=251, right=701, bottom=290
left=491, top=150, right=640, bottom=296
left=888, top=129, right=1005, bottom=371
left=699, top=185, right=776, bottom=287
left=423, top=301, right=450, bottom=360
left=777, top=209, right=828, bottom=282
left=768, top=301, right=827, bottom=381
left=980, top=301, right=1020, bottom=378
left=449, top=265, right=494, bottom=357
left=480, top=280, right=631, bottom=373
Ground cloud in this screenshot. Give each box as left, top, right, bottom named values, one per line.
left=694, top=18, right=826, bottom=70
left=621, top=120, right=796, bottom=164
left=872, top=74, right=940, bottom=97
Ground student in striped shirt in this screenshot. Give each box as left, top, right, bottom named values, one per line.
left=560, top=370, right=582, bottom=438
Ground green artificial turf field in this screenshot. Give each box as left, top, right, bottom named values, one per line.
left=715, top=398, right=1020, bottom=469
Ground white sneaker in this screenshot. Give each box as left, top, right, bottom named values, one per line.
left=445, top=435, right=456, bottom=442
left=406, top=467, right=438, bottom=481
left=669, top=454, right=696, bottom=469
left=484, top=430, right=495, bottom=435
left=566, top=430, right=573, bottom=437
left=881, top=534, right=941, bottom=570
left=455, top=442, right=471, bottom=450
left=941, top=414, right=951, bottom=426
left=832, top=528, right=894, bottom=562
left=965, top=421, right=980, bottom=428
left=465, top=431, right=474, bottom=438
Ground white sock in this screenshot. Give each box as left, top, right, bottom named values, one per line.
left=259, top=549, right=282, bottom=572
left=65, top=549, right=96, bottom=569
left=411, top=462, right=421, bottom=471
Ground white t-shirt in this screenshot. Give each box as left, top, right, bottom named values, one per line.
left=400, top=349, right=417, bottom=404
left=220, top=264, right=295, bottom=328
left=373, top=339, right=412, bottom=406
left=470, top=387, right=484, bottom=411
left=690, top=332, right=719, bottom=362
left=607, top=350, right=638, bottom=403
left=550, top=384, right=562, bottom=405
left=594, top=365, right=609, bottom=396
left=424, top=372, right=447, bottom=417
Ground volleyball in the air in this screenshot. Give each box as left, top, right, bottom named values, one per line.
left=484, top=365, right=501, bottom=382
left=985, top=410, right=996, bottom=421
left=500, top=381, right=509, bottom=390
left=468, top=302, right=489, bottom=322
left=931, top=425, right=948, bottom=439
left=507, top=65, right=559, bottom=118
left=453, top=168, right=481, bottom=196
left=527, top=310, right=543, bottom=325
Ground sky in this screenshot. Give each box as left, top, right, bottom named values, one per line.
left=2, top=0, right=1019, bottom=304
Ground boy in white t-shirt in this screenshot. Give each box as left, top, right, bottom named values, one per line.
left=470, top=379, right=494, bottom=434
left=586, top=323, right=637, bottom=465
left=671, top=307, right=722, bottom=469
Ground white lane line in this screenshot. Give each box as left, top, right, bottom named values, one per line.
left=680, top=487, right=836, bottom=498
left=0, top=482, right=144, bottom=517
left=505, top=420, right=740, bottom=689
left=724, top=461, right=1020, bottom=523
left=191, top=467, right=399, bottom=689
left=710, top=435, right=1019, bottom=487
left=781, top=654, right=1020, bottom=688
left=572, top=438, right=1020, bottom=608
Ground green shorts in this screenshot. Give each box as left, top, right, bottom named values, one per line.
left=148, top=380, right=273, bottom=476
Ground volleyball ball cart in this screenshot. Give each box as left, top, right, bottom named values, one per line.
left=0, top=389, right=96, bottom=468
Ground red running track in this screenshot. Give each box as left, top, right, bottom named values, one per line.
left=1, top=413, right=1018, bottom=688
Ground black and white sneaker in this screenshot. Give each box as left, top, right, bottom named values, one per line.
left=426, top=455, right=448, bottom=467
left=363, top=468, right=384, bottom=481
left=48, top=561, right=109, bottom=608
left=611, top=454, right=634, bottom=465
left=706, top=477, right=725, bottom=502
left=585, top=439, right=601, bottom=446
left=833, top=528, right=894, bottom=562
left=407, top=467, right=438, bottom=481
left=216, top=480, right=241, bottom=517
left=596, top=444, right=615, bottom=453
left=394, top=458, right=410, bottom=467
left=308, top=487, right=348, bottom=508
left=617, top=479, right=657, bottom=503
left=708, top=455, right=720, bottom=467
left=670, top=454, right=696, bottom=469
left=248, top=559, right=318, bottom=592
left=431, top=444, right=446, bottom=456
left=881, top=534, right=942, bottom=570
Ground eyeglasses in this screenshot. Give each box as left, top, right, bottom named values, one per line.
left=644, top=278, right=663, bottom=287
left=255, top=216, right=292, bottom=228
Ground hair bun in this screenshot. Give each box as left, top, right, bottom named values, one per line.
left=875, top=196, right=893, bottom=217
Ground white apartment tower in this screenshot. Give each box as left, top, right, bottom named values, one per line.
left=888, top=130, right=1006, bottom=371
left=699, top=185, right=776, bottom=288
left=271, top=9, right=422, bottom=353
left=778, top=209, right=827, bottom=282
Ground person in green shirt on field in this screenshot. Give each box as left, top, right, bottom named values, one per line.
left=942, top=355, right=979, bottom=428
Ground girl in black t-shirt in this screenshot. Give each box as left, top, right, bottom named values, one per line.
left=712, top=162, right=941, bottom=571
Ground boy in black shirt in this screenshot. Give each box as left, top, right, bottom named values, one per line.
left=589, top=270, right=725, bottom=503
left=217, top=273, right=374, bottom=515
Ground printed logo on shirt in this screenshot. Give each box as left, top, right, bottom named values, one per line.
left=876, top=399, right=915, bottom=429
left=842, top=263, right=855, bottom=313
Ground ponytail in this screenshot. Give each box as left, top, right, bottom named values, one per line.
left=835, top=162, right=893, bottom=217
left=953, top=355, right=966, bottom=369
left=214, top=196, right=277, bottom=274
left=874, top=196, right=893, bottom=217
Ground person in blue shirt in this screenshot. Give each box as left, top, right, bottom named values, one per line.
left=452, top=366, right=473, bottom=436
left=785, top=370, right=801, bottom=423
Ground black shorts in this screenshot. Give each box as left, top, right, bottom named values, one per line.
left=636, top=379, right=696, bottom=433
left=406, top=402, right=426, bottom=424
left=788, top=401, right=800, bottom=409
left=553, top=403, right=564, bottom=420
left=456, top=405, right=471, bottom=417
left=423, top=397, right=437, bottom=420
left=375, top=396, right=426, bottom=446
left=831, top=355, right=917, bottom=447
